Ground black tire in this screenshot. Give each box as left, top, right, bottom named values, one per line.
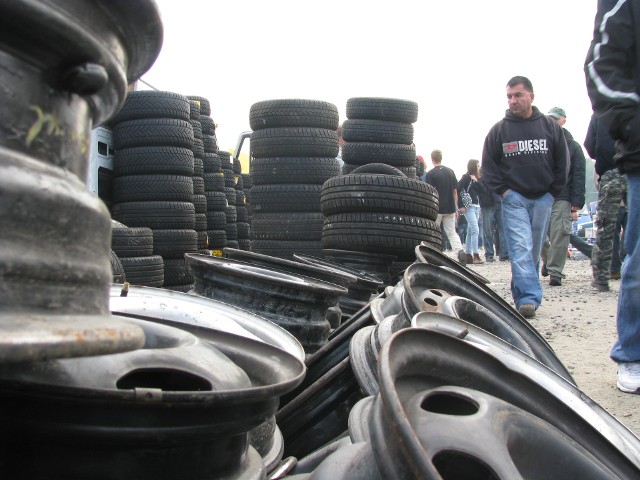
left=322, top=212, right=441, bottom=258
left=251, top=240, right=323, bottom=259
left=203, top=134, right=218, bottom=153
left=217, top=151, right=232, bottom=170
left=233, top=157, right=242, bottom=174
left=200, top=116, right=215, bottom=135
left=225, top=205, right=237, bottom=223
left=235, top=190, right=245, bottom=207
left=251, top=184, right=322, bottom=213
left=111, top=227, right=154, bottom=258
left=237, top=222, right=251, bottom=239
left=346, top=97, right=419, bottom=123
left=110, top=91, right=190, bottom=124
left=250, top=99, right=339, bottom=130
left=163, top=258, right=194, bottom=286
left=113, top=118, right=194, bottom=149
left=321, top=174, right=439, bottom=219
left=236, top=206, right=249, bottom=223
left=186, top=95, right=211, bottom=116
left=120, top=255, right=164, bottom=287
left=225, top=240, right=240, bottom=250
left=341, top=142, right=416, bottom=166
left=206, top=211, right=227, bottom=230
left=204, top=172, right=225, bottom=191
left=342, top=119, right=414, bottom=144
left=251, top=157, right=340, bottom=185
left=193, top=194, right=207, bottom=214
left=204, top=190, right=228, bottom=211
left=109, top=249, right=126, bottom=283
left=251, top=212, right=324, bottom=241
left=152, top=229, right=198, bottom=259
left=193, top=157, right=204, bottom=177
left=203, top=153, right=221, bottom=173
left=225, top=222, right=238, bottom=240
left=191, top=120, right=203, bottom=140
left=195, top=213, right=207, bottom=231
left=192, top=137, right=205, bottom=159
left=189, top=100, right=201, bottom=120
left=237, top=239, right=252, bottom=251
left=349, top=163, right=406, bottom=176
left=223, top=169, right=236, bottom=188
left=224, top=186, right=236, bottom=206
left=207, top=229, right=227, bottom=248
left=113, top=146, right=194, bottom=177
left=242, top=173, right=253, bottom=189
left=192, top=176, right=205, bottom=195
left=197, top=230, right=209, bottom=249
left=112, top=174, right=193, bottom=203
left=251, top=127, right=339, bottom=158
left=111, top=201, right=195, bottom=230
left=234, top=174, right=244, bottom=191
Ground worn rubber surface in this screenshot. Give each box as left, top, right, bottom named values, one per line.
left=251, top=157, right=340, bottom=185
left=346, top=97, right=418, bottom=123
left=251, top=127, right=339, bottom=158
left=250, top=99, right=339, bottom=130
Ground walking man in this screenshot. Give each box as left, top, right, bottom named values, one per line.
left=541, top=107, right=586, bottom=286
left=585, top=0, right=640, bottom=393
left=425, top=149, right=466, bottom=263
left=481, top=76, right=569, bottom=318
left=584, top=112, right=627, bottom=292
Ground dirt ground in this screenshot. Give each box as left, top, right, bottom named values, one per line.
left=465, top=252, right=640, bottom=438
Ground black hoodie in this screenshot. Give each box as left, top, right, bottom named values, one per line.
left=481, top=106, right=569, bottom=199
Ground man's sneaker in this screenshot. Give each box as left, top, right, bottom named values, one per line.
left=541, top=263, right=549, bottom=277
left=610, top=271, right=621, bottom=280
left=457, top=249, right=467, bottom=264
left=591, top=280, right=610, bottom=292
left=485, top=256, right=495, bottom=262
left=549, top=276, right=562, bottom=286
left=617, top=362, right=640, bottom=393
left=518, top=303, right=536, bottom=318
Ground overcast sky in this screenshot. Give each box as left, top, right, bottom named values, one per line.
left=142, top=0, right=598, bottom=178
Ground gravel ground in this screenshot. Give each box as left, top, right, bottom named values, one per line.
left=463, top=252, right=640, bottom=438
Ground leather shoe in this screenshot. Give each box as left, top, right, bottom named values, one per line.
left=549, top=276, right=562, bottom=286
left=541, top=263, right=549, bottom=277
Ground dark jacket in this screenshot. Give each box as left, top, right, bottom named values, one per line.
left=457, top=173, right=480, bottom=208
left=585, top=0, right=640, bottom=173
left=481, top=106, right=569, bottom=198
left=584, top=111, right=617, bottom=176
left=556, top=128, right=586, bottom=208
left=477, top=177, right=497, bottom=208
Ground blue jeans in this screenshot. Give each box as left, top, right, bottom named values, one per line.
left=611, top=172, right=640, bottom=363
left=482, top=203, right=507, bottom=258
left=464, top=205, right=480, bottom=254
left=502, top=190, right=553, bottom=309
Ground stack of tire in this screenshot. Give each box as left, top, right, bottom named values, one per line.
left=340, top=97, right=419, bottom=178
left=321, top=163, right=441, bottom=263
left=189, top=95, right=227, bottom=256
left=187, top=99, right=210, bottom=256
left=110, top=224, right=164, bottom=287
left=231, top=155, right=252, bottom=251
left=214, top=150, right=237, bottom=252
left=249, top=99, right=341, bottom=259
left=109, top=90, right=197, bottom=292
left=241, top=171, right=254, bottom=248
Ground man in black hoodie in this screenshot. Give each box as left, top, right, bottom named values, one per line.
left=482, top=76, right=569, bottom=318
left=541, top=107, right=586, bottom=287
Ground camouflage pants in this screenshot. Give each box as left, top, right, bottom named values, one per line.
left=592, top=170, right=627, bottom=285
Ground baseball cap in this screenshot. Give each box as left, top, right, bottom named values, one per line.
left=548, top=107, right=566, bottom=119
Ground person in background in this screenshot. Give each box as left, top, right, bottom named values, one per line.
left=457, top=159, right=484, bottom=265
left=584, top=112, right=628, bottom=292
left=585, top=0, right=640, bottom=393
left=478, top=175, right=508, bottom=262
left=416, top=155, right=427, bottom=181
left=541, top=107, right=586, bottom=286
left=610, top=204, right=628, bottom=279
left=424, top=149, right=466, bottom=263
left=481, top=75, right=568, bottom=318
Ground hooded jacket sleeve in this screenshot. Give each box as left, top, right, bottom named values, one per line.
left=584, top=113, right=597, bottom=159
left=569, top=140, right=587, bottom=208
left=481, top=123, right=508, bottom=195
left=585, top=0, right=640, bottom=170
left=550, top=124, right=570, bottom=198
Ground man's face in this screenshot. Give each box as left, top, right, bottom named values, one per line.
left=506, top=83, right=534, bottom=118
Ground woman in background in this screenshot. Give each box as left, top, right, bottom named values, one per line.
left=458, top=159, right=484, bottom=265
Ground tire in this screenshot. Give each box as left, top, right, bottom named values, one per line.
left=322, top=212, right=441, bottom=258
left=225, top=205, right=237, bottom=223
left=193, top=194, right=207, bottom=214
left=193, top=157, right=204, bottom=176
left=203, top=134, right=218, bottom=153
left=341, top=142, right=416, bottom=166
left=110, top=91, right=190, bottom=124
left=152, top=229, right=198, bottom=259
left=113, top=118, right=194, bottom=149
left=218, top=151, right=232, bottom=170
left=251, top=127, right=339, bottom=158
left=111, top=227, right=154, bottom=258
left=207, top=229, right=227, bottom=248
left=225, top=222, right=238, bottom=240
left=236, top=206, right=249, bottom=223
left=112, top=174, right=193, bottom=202
left=224, top=186, right=236, bottom=206
left=321, top=174, right=439, bottom=219
left=109, top=249, right=126, bottom=283
left=237, top=222, right=251, bottom=239
left=200, top=116, right=215, bottom=135
left=120, top=255, right=164, bottom=287
left=163, top=258, right=194, bottom=286
left=186, top=95, right=211, bottom=116
left=194, top=213, right=207, bottom=231
left=251, top=157, right=340, bottom=185
left=206, top=211, right=227, bottom=230
left=349, top=163, right=406, bottom=176
left=222, top=169, right=236, bottom=187
left=204, top=190, right=228, bottom=211
left=251, top=184, right=322, bottom=213
left=251, top=240, right=323, bottom=259
left=342, top=119, right=414, bottom=145
left=203, top=153, right=221, bottom=173
left=204, top=172, right=225, bottom=191
left=346, top=97, right=419, bottom=123
left=237, top=239, right=251, bottom=251
left=165, top=283, right=194, bottom=293
left=188, top=100, right=201, bottom=120
left=250, top=99, right=339, bottom=130
left=191, top=120, right=203, bottom=140
left=192, top=176, right=205, bottom=195
left=113, top=146, right=194, bottom=177
left=197, top=230, right=209, bottom=249
left=192, top=137, right=204, bottom=159
left=252, top=212, right=324, bottom=241
left=111, top=201, right=195, bottom=230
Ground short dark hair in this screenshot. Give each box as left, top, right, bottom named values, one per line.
left=507, top=76, right=534, bottom=93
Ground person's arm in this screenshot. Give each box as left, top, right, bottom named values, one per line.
left=481, top=125, right=508, bottom=195
left=570, top=141, right=587, bottom=211
left=550, top=125, right=569, bottom=197
left=584, top=113, right=597, bottom=159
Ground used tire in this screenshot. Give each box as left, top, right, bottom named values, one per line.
left=251, top=127, right=339, bottom=158
left=346, top=97, right=418, bottom=123
left=250, top=99, right=339, bottom=130
left=251, top=157, right=340, bottom=185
